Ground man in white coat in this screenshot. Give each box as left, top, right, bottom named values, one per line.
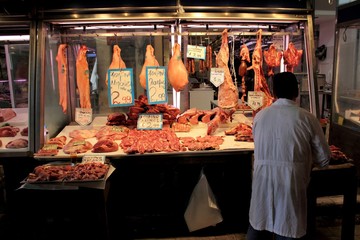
left=247, top=72, right=331, bottom=240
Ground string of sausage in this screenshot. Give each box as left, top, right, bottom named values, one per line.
left=185, top=44, right=212, bottom=74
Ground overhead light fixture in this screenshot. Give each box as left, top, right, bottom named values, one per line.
left=73, top=25, right=166, bottom=30
left=0, top=35, right=30, bottom=41
left=186, top=24, right=270, bottom=29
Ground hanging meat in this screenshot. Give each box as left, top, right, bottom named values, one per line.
left=55, top=44, right=68, bottom=113
left=168, top=43, right=189, bottom=92
left=264, top=44, right=283, bottom=77
left=283, top=42, right=303, bottom=73
left=206, top=44, right=212, bottom=70
left=216, top=29, right=238, bottom=110
left=247, top=29, right=273, bottom=109
left=76, top=45, right=91, bottom=109
left=238, top=44, right=250, bottom=103
left=106, top=44, right=126, bottom=86
left=139, top=44, right=160, bottom=89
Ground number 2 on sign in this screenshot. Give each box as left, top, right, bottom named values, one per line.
left=112, top=91, right=132, bottom=104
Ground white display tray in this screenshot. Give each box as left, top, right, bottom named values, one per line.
left=34, top=115, right=254, bottom=159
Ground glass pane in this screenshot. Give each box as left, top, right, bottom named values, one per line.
left=332, top=27, right=360, bottom=131
left=0, top=43, right=29, bottom=153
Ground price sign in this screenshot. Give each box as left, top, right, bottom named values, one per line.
left=210, top=68, right=225, bottom=87
left=137, top=113, right=163, bottom=130
left=82, top=155, right=105, bottom=164
left=186, top=45, right=206, bottom=60
left=247, top=91, right=264, bottom=111
left=107, top=68, right=135, bottom=107
left=42, top=144, right=58, bottom=150
left=75, top=108, right=93, bottom=126
left=146, top=66, right=168, bottom=104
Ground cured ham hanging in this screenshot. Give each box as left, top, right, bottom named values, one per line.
left=76, top=45, right=91, bottom=109
left=106, top=44, right=126, bottom=86
left=55, top=44, right=68, bottom=113
left=247, top=29, right=273, bottom=109
left=264, top=43, right=282, bottom=77
left=216, top=29, right=238, bottom=110
left=283, top=42, right=303, bottom=73
left=139, top=44, right=160, bottom=89
left=168, top=43, right=189, bottom=92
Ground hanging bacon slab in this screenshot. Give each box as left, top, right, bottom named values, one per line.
left=76, top=45, right=91, bottom=108
left=106, top=45, right=126, bottom=86
left=238, top=44, right=250, bottom=103
left=168, top=43, right=189, bottom=92
left=139, top=44, right=160, bottom=89
left=264, top=44, right=283, bottom=77
left=216, top=29, right=238, bottom=110
left=55, top=44, right=68, bottom=113
left=283, top=42, right=303, bottom=73
left=247, top=29, right=273, bottom=109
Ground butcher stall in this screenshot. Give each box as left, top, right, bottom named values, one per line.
left=0, top=0, right=343, bottom=239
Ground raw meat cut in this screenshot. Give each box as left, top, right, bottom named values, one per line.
left=95, top=125, right=129, bottom=140
left=20, top=127, right=28, bottom=136
left=63, top=138, right=92, bottom=154
left=171, top=122, right=191, bottom=132
left=0, top=108, right=16, bottom=122
left=47, top=136, right=67, bottom=149
left=92, top=139, right=119, bottom=153
left=69, top=129, right=98, bottom=139
left=179, top=135, right=224, bottom=151
left=139, top=44, right=159, bottom=89
left=66, top=162, right=109, bottom=181
left=206, top=107, right=232, bottom=135
left=247, top=29, right=273, bottom=109
left=283, top=42, right=303, bottom=73
left=76, top=45, right=91, bottom=108
left=106, top=112, right=127, bottom=126
left=168, top=43, right=189, bottom=92
left=119, top=129, right=181, bottom=154
left=0, top=126, right=19, bottom=137
left=6, top=138, right=28, bottom=148
left=264, top=44, right=282, bottom=77
left=216, top=29, right=238, bottom=109
left=106, top=45, right=126, bottom=86
left=55, top=44, right=68, bottom=113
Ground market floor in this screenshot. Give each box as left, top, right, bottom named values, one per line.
left=133, top=194, right=360, bottom=240
left=1, top=195, right=360, bottom=240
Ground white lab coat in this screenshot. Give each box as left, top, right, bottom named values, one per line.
left=249, top=98, right=330, bottom=238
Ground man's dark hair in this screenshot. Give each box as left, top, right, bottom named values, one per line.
left=273, top=72, right=299, bottom=99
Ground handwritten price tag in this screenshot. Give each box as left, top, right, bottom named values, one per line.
left=75, top=108, right=93, bottom=126
left=107, top=68, right=135, bottom=107
left=43, top=144, right=58, bottom=150
left=247, top=91, right=264, bottom=111
left=210, top=68, right=225, bottom=87
left=146, top=66, right=168, bottom=104
left=137, top=113, right=163, bottom=130
left=82, top=155, right=105, bottom=164
left=186, top=45, right=206, bottom=60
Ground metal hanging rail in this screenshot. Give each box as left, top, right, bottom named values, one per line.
left=50, top=30, right=302, bottom=38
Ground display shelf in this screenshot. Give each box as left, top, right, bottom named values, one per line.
left=34, top=115, right=254, bottom=160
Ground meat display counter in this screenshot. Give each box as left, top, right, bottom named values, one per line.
left=0, top=0, right=321, bottom=238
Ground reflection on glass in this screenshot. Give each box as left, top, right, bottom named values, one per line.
left=0, top=43, right=29, bottom=152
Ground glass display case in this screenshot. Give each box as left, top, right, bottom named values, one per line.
left=0, top=14, right=33, bottom=157
left=329, top=0, right=360, bottom=175
left=31, top=0, right=318, bottom=155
